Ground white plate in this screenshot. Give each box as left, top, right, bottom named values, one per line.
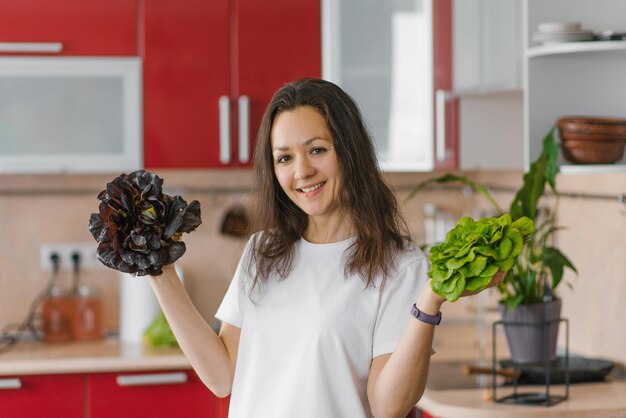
left=538, top=22, right=582, bottom=33
left=533, top=31, right=594, bottom=43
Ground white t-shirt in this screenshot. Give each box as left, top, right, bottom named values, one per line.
left=215, top=234, right=428, bottom=418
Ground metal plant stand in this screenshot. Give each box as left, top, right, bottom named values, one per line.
left=492, top=318, right=570, bottom=406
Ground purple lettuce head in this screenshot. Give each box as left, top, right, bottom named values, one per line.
left=88, top=170, right=201, bottom=276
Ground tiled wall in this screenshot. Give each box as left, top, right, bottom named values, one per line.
left=1, top=169, right=624, bottom=364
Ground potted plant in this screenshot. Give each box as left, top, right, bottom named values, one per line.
left=407, top=127, right=577, bottom=363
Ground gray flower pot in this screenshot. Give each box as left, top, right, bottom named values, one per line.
left=498, top=300, right=562, bottom=364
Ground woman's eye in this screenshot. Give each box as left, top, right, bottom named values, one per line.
left=311, top=147, right=328, bottom=155
left=275, top=155, right=292, bottom=164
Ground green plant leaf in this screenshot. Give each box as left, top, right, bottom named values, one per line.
left=410, top=129, right=576, bottom=306
left=404, top=174, right=503, bottom=213
left=541, top=246, right=577, bottom=289
left=509, top=127, right=559, bottom=221
left=543, top=129, right=559, bottom=193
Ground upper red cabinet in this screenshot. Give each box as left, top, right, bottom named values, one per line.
left=235, top=0, right=322, bottom=168
left=142, top=0, right=321, bottom=169
left=0, top=0, right=138, bottom=55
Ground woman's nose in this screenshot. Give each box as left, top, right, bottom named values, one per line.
left=294, top=156, right=315, bottom=180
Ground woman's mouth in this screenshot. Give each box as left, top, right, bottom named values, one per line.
left=297, top=182, right=325, bottom=194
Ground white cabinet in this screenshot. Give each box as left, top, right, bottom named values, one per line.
left=453, top=0, right=522, bottom=95
left=323, top=0, right=437, bottom=171
left=454, top=0, right=525, bottom=171
left=322, top=0, right=524, bottom=172
left=524, top=0, right=626, bottom=173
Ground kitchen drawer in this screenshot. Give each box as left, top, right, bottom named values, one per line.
left=86, top=370, right=227, bottom=418
left=0, top=374, right=84, bottom=418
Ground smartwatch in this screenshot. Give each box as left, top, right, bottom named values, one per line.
left=410, top=303, right=442, bottom=326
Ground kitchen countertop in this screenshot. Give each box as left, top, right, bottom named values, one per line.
left=419, top=382, right=626, bottom=418
left=418, top=322, right=626, bottom=417
left=2, top=324, right=626, bottom=417
left=0, top=338, right=190, bottom=376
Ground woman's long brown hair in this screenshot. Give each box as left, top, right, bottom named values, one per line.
left=248, top=78, right=411, bottom=291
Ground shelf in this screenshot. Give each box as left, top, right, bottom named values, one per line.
left=559, top=163, right=626, bottom=174
left=526, top=41, right=626, bottom=58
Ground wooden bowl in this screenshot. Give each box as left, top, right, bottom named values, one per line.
left=561, top=139, right=625, bottom=164
left=560, top=131, right=626, bottom=142
left=558, top=116, right=626, bottom=137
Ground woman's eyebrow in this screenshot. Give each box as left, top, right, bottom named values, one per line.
left=272, top=136, right=331, bottom=152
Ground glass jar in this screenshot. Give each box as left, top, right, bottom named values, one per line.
left=42, top=286, right=73, bottom=342
left=72, top=285, right=102, bottom=340
left=71, top=285, right=102, bottom=340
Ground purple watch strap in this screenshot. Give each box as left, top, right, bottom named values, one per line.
left=410, top=303, right=442, bottom=325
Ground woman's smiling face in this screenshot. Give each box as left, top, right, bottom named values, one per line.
left=271, top=106, right=343, bottom=222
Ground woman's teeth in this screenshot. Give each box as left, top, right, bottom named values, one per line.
left=300, top=182, right=324, bottom=193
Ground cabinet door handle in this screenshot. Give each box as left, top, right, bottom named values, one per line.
left=0, top=42, right=63, bottom=53
left=435, top=89, right=452, bottom=162
left=116, top=372, right=188, bottom=387
left=238, top=95, right=250, bottom=163
left=0, top=378, right=22, bottom=390
left=219, top=96, right=231, bottom=164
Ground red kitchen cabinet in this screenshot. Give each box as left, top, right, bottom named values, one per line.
left=0, top=374, right=84, bottom=418
left=142, top=0, right=321, bottom=169
left=86, top=370, right=227, bottom=418
left=0, top=0, right=137, bottom=55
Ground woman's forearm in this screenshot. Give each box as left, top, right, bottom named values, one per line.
left=148, top=265, right=234, bottom=397
left=368, top=283, right=445, bottom=418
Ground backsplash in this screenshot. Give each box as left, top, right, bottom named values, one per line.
left=0, top=169, right=624, bottom=364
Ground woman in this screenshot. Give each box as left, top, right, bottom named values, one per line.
left=149, top=78, right=503, bottom=418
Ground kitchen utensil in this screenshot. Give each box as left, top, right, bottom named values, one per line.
left=499, top=356, right=614, bottom=385
left=426, top=361, right=508, bottom=390
left=220, top=205, right=249, bottom=237
left=464, top=356, right=615, bottom=385
left=463, top=365, right=521, bottom=381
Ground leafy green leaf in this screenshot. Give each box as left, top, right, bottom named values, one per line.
left=466, top=255, right=488, bottom=277
left=494, top=236, right=513, bottom=260
left=511, top=217, right=535, bottom=236
left=428, top=214, right=534, bottom=301
left=465, top=275, right=493, bottom=292
left=144, top=311, right=178, bottom=347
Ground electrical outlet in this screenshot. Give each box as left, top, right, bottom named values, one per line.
left=40, top=243, right=102, bottom=272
